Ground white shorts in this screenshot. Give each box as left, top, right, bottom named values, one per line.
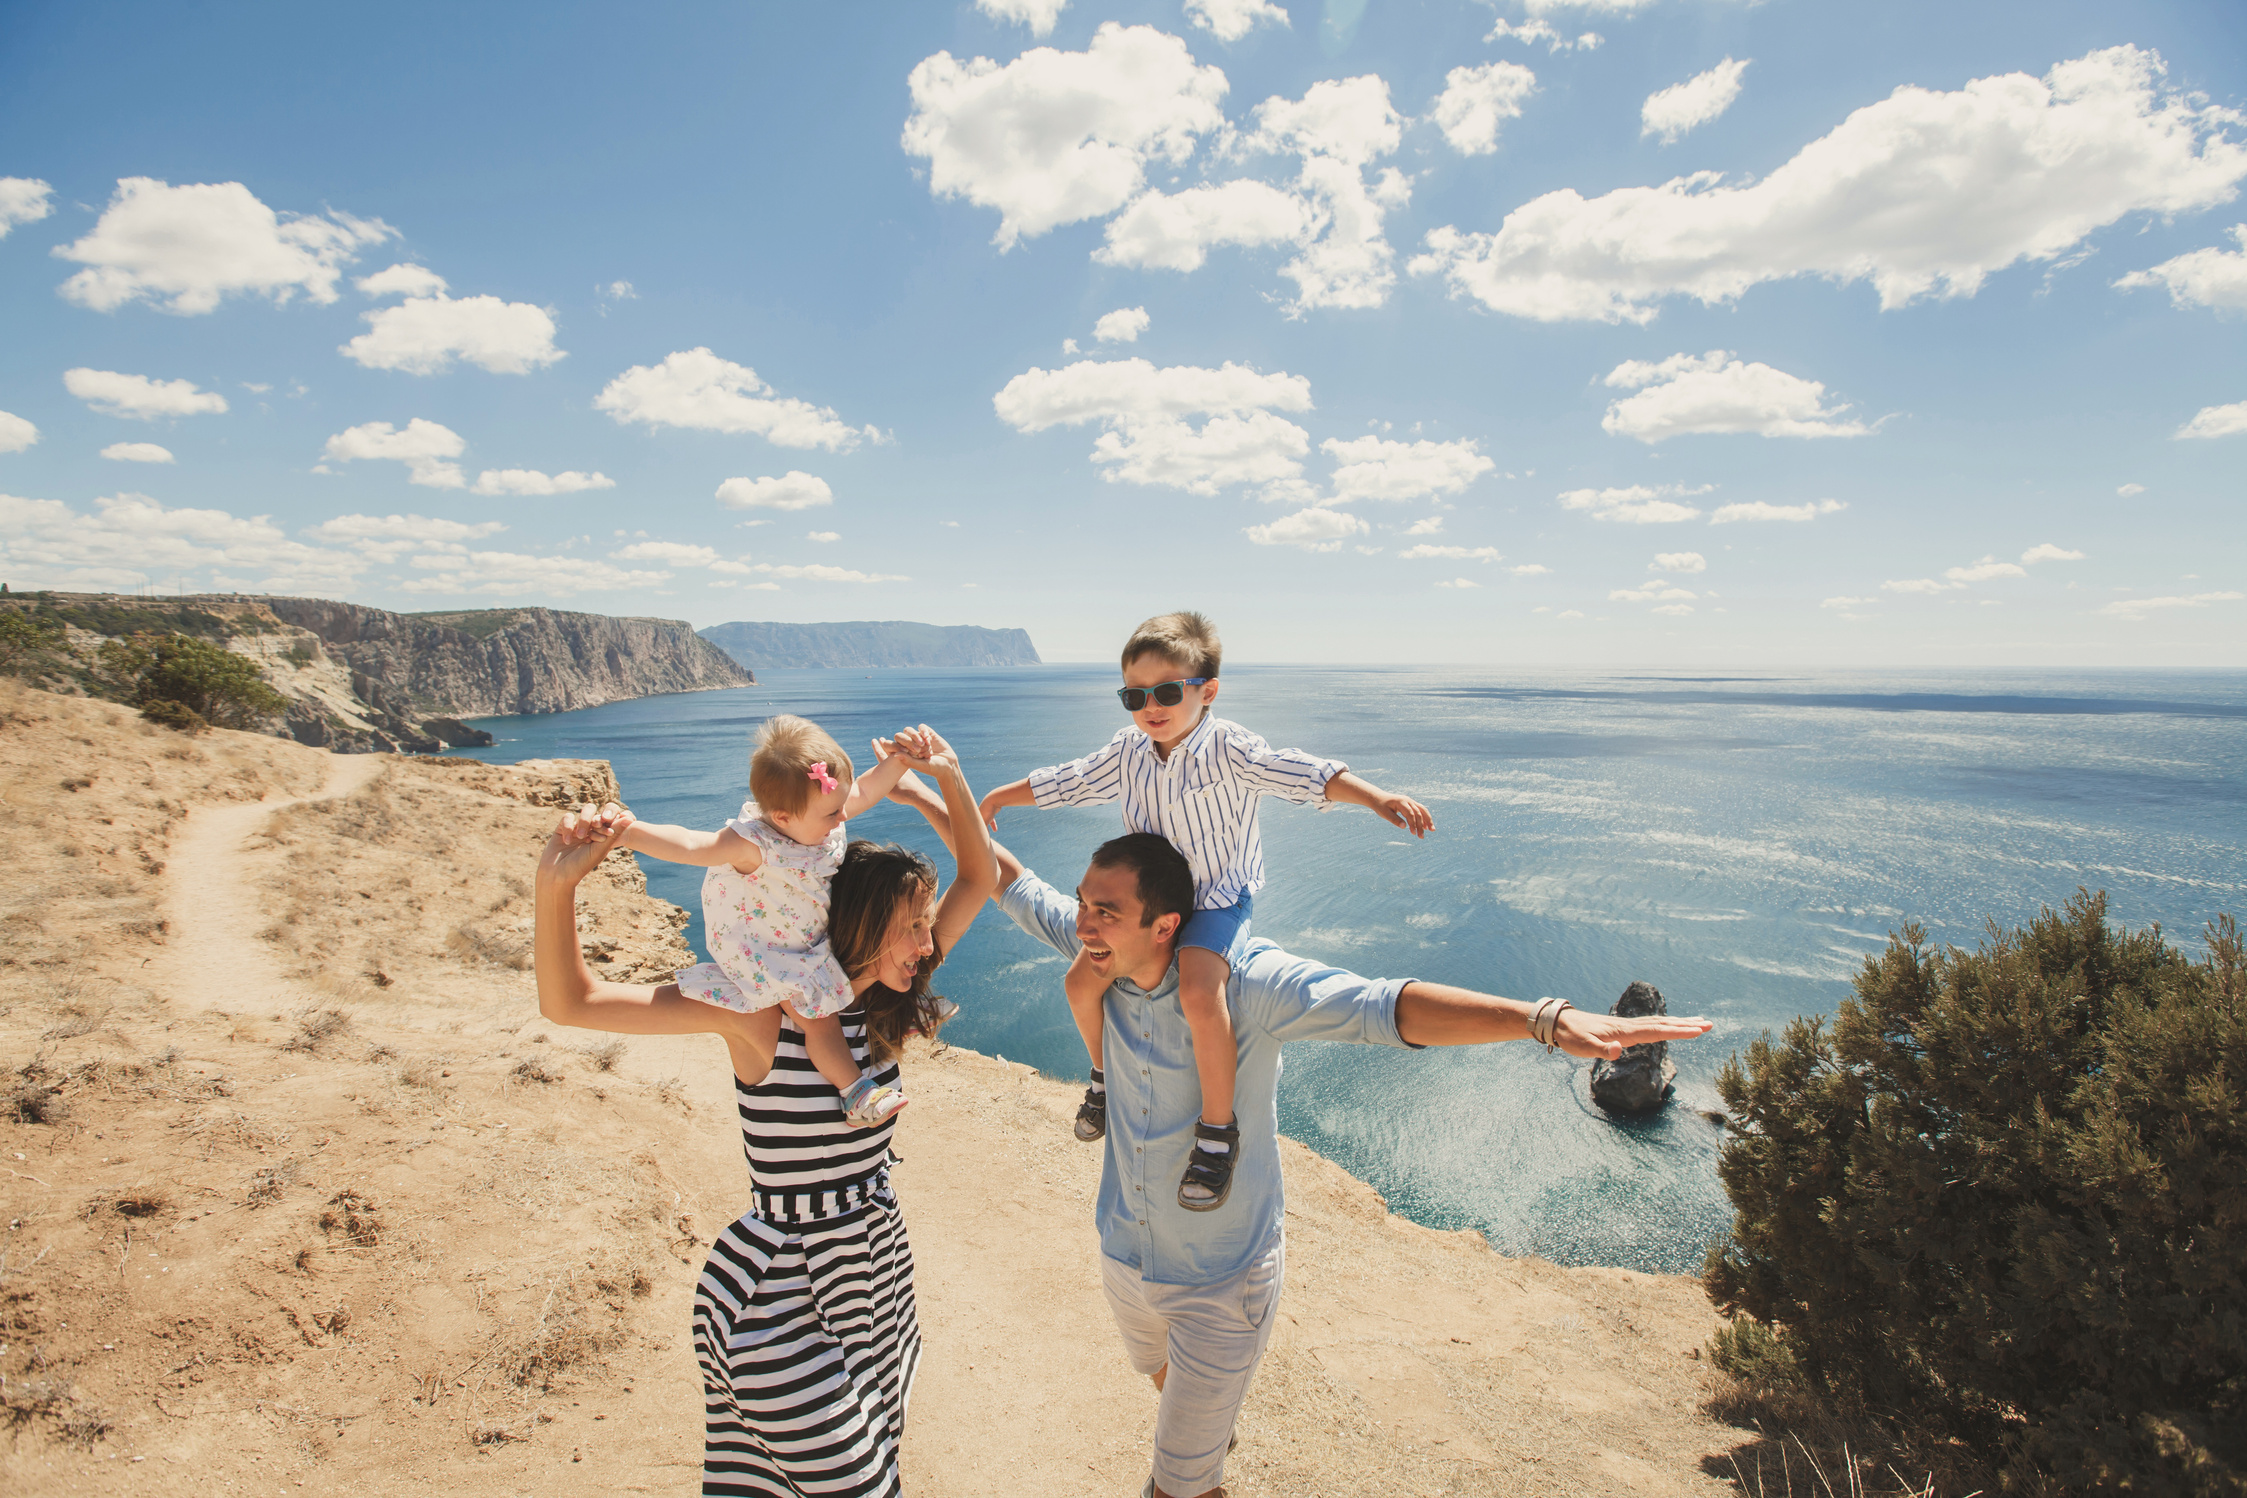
left=1100, top=1238, right=1285, bottom=1497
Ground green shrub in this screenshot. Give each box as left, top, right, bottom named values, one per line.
left=140, top=698, right=208, bottom=734
left=0, top=610, right=65, bottom=673
left=1705, top=892, right=2245, bottom=1494
left=101, top=632, right=286, bottom=730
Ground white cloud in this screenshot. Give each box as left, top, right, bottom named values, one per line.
left=1185, top=0, right=1289, bottom=43
left=1403, top=515, right=1444, bottom=535
left=0, top=490, right=366, bottom=594
left=2117, top=482, right=2146, bottom=496
left=1641, top=58, right=1749, bottom=145
left=400, top=550, right=673, bottom=597
left=1323, top=435, right=1492, bottom=503
left=470, top=468, right=615, bottom=496
left=615, top=540, right=719, bottom=565
left=1432, top=61, right=1538, bottom=157
left=1237, top=76, right=1412, bottom=311
left=304, top=511, right=507, bottom=561
left=902, top=24, right=1228, bottom=250
left=1485, top=18, right=1602, bottom=52
left=0, top=177, right=53, bottom=238
left=342, top=269, right=563, bottom=375
left=1094, top=306, right=1151, bottom=342
left=356, top=263, right=448, bottom=298
left=1094, top=179, right=1310, bottom=272
left=1602, top=351, right=1871, bottom=442
left=994, top=356, right=1313, bottom=493
left=322, top=418, right=468, bottom=489
left=53, top=177, right=392, bottom=315
left=1709, top=498, right=1848, bottom=523
left=598, top=280, right=637, bottom=304
left=746, top=562, right=911, bottom=583
left=1945, top=557, right=2027, bottom=583
left=597, top=348, right=878, bottom=450
left=2176, top=400, right=2247, bottom=439
left=1653, top=602, right=1695, bottom=616
left=1558, top=482, right=1710, bottom=523
left=64, top=368, right=230, bottom=421
left=0, top=411, right=36, bottom=454
left=1511, top=562, right=1552, bottom=575
left=716, top=471, right=835, bottom=511
left=1882, top=578, right=1953, bottom=594
left=1610, top=583, right=1696, bottom=602
left=2021, top=542, right=2085, bottom=564
left=100, top=442, right=174, bottom=464
left=977, top=0, right=1068, bottom=35
left=1401, top=544, right=1503, bottom=562
left=1411, top=46, right=2247, bottom=324
left=2114, top=226, right=2247, bottom=311
left=1434, top=577, right=1480, bottom=588
left=1244, top=506, right=1367, bottom=551
left=2097, top=590, right=2244, bottom=620
left=806, top=530, right=840, bottom=542
left=1650, top=551, right=1706, bottom=573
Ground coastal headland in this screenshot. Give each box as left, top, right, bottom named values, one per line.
left=0, top=683, right=1743, bottom=1496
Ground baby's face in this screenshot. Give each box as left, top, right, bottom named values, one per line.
left=769, top=780, right=851, bottom=844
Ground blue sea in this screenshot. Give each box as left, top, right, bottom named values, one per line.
left=458, top=666, right=2247, bottom=1275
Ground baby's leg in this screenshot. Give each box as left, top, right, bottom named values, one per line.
left=789, top=1003, right=864, bottom=1097
left=1177, top=946, right=1236, bottom=1129
left=1063, top=950, right=1109, bottom=1141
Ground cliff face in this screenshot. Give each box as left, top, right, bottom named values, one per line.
left=268, top=600, right=753, bottom=716
left=700, top=619, right=1040, bottom=670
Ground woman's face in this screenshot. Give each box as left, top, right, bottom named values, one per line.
left=870, top=879, right=939, bottom=990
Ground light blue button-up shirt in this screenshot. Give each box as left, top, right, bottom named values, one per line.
left=999, top=869, right=1414, bottom=1287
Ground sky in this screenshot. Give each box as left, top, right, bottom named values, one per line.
left=0, top=0, right=2242, bottom=666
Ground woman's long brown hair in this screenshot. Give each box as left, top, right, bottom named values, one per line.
left=828, top=840, right=950, bottom=1064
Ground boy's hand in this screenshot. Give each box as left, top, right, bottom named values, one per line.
left=1374, top=794, right=1434, bottom=838
left=976, top=791, right=1003, bottom=832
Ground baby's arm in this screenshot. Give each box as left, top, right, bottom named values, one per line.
left=842, top=741, right=917, bottom=821
left=615, top=820, right=765, bottom=871
left=1323, top=771, right=1435, bottom=838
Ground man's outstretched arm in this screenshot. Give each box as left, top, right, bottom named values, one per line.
left=1394, top=983, right=1710, bottom=1059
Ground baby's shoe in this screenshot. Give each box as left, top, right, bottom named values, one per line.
left=1074, top=1066, right=1107, bottom=1141
left=842, top=1075, right=909, bottom=1128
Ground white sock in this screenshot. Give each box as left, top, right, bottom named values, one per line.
left=1197, top=1137, right=1231, bottom=1154
left=1088, top=1067, right=1106, bottom=1095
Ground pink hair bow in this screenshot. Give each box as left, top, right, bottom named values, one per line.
left=807, top=761, right=839, bottom=794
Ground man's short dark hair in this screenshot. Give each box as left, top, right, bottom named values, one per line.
left=1089, top=833, right=1194, bottom=928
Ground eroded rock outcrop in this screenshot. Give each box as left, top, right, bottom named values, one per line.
left=1589, top=980, right=1679, bottom=1115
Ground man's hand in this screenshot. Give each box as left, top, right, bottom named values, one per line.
left=1372, top=793, right=1434, bottom=838
left=1553, top=1006, right=1712, bottom=1061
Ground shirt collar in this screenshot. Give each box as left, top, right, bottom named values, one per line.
left=1139, top=710, right=1218, bottom=765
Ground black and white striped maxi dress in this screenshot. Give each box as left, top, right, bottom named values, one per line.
left=694, top=1012, right=919, bottom=1496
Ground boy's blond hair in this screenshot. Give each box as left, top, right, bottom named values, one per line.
left=1121, top=611, right=1221, bottom=678
left=750, top=715, right=854, bottom=815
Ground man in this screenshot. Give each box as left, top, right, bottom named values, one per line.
left=891, top=770, right=1712, bottom=1498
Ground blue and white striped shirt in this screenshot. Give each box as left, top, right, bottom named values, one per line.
left=1025, top=713, right=1345, bottom=909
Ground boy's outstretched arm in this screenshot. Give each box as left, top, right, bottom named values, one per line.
left=976, top=776, right=1036, bottom=831
left=615, top=819, right=762, bottom=870
left=1323, top=771, right=1435, bottom=838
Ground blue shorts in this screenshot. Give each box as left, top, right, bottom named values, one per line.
left=1177, top=895, right=1254, bottom=971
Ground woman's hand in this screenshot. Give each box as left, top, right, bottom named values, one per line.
left=540, top=802, right=633, bottom=887
left=881, top=724, right=957, bottom=776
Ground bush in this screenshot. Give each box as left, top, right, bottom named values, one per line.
left=0, top=610, right=65, bottom=674
left=103, top=632, right=286, bottom=729
left=1704, top=892, right=2245, bottom=1494
left=140, top=698, right=208, bottom=734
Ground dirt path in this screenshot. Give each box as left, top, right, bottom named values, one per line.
left=152, top=751, right=387, bottom=1015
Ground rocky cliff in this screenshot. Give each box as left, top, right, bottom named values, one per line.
left=270, top=600, right=753, bottom=716
left=700, top=618, right=1040, bottom=670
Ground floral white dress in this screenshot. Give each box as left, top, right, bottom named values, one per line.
left=675, top=801, right=856, bottom=1019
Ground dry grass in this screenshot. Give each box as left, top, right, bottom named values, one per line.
left=1704, top=1373, right=1994, bottom=1498
left=279, top=1005, right=352, bottom=1053
left=581, top=1038, right=626, bottom=1073
left=0, top=1377, right=110, bottom=1448
left=510, top=1056, right=560, bottom=1085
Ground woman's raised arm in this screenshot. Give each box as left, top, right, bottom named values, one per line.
left=885, top=727, right=996, bottom=953
left=535, top=808, right=782, bottom=1079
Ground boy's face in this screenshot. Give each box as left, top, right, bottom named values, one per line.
left=1122, top=651, right=1218, bottom=752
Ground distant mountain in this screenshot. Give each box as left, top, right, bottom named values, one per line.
left=699, top=619, right=1041, bottom=670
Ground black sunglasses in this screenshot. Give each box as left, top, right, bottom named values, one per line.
left=1116, top=678, right=1210, bottom=712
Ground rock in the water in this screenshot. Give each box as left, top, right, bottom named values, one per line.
left=421, top=716, right=496, bottom=748
left=1589, top=980, right=1678, bottom=1115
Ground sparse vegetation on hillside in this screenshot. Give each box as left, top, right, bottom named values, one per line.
left=100, top=631, right=289, bottom=730
left=1705, top=892, right=2245, bottom=1496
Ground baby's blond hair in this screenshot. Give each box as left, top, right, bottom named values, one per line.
left=750, top=715, right=854, bottom=816
left=1122, top=611, right=1221, bottom=679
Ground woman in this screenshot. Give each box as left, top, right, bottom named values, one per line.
left=533, top=727, right=996, bottom=1496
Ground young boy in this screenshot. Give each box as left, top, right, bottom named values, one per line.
left=978, top=611, right=1433, bottom=1211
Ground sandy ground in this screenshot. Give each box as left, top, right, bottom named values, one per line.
left=2, top=685, right=1752, bottom=1496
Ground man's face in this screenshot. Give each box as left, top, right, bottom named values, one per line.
left=1074, top=859, right=1178, bottom=983
left=1122, top=651, right=1218, bottom=753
